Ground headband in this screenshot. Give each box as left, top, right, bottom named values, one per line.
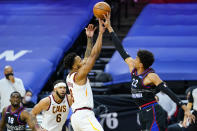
left=54, top=82, right=67, bottom=89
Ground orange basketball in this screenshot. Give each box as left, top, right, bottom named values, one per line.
left=93, top=2, right=111, bottom=19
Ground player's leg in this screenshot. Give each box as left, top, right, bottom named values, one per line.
left=70, top=113, right=80, bottom=131
left=139, top=104, right=165, bottom=131
left=138, top=110, right=150, bottom=130
left=80, top=111, right=104, bottom=131
left=153, top=104, right=168, bottom=131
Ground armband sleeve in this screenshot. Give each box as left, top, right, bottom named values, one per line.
left=110, top=32, right=130, bottom=60
left=158, top=82, right=184, bottom=107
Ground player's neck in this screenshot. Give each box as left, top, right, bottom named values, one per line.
left=52, top=92, right=63, bottom=103
left=11, top=105, right=20, bottom=112
left=70, top=69, right=78, bottom=74
left=137, top=68, right=145, bottom=75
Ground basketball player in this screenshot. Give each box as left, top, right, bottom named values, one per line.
left=0, top=91, right=41, bottom=131
left=102, top=13, right=195, bottom=131
left=64, top=20, right=105, bottom=131
left=31, top=80, right=72, bottom=131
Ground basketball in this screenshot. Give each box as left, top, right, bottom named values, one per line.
left=93, top=2, right=111, bottom=19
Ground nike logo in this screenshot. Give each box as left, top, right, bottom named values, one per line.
left=146, top=108, right=152, bottom=112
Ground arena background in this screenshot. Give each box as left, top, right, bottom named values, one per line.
left=1, top=0, right=197, bottom=130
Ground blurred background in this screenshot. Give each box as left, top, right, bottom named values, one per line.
left=1, top=0, right=197, bottom=130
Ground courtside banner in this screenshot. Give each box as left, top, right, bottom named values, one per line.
left=94, top=95, right=141, bottom=131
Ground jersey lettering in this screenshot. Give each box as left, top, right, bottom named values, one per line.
left=52, top=105, right=67, bottom=113
left=131, top=93, right=143, bottom=98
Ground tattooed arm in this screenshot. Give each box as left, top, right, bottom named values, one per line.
left=83, top=24, right=97, bottom=63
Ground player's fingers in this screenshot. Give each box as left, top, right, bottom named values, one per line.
left=101, top=20, right=105, bottom=25
left=93, top=26, right=97, bottom=31
left=87, top=24, right=91, bottom=29
left=103, top=14, right=107, bottom=20
left=108, top=12, right=111, bottom=19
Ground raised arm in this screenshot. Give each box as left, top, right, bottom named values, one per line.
left=75, top=19, right=105, bottom=84
left=103, top=13, right=135, bottom=72
left=84, top=24, right=96, bottom=61
left=0, top=108, right=6, bottom=131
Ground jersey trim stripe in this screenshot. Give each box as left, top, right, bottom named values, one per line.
left=17, top=108, right=25, bottom=125
left=73, top=73, right=77, bottom=83
left=140, top=100, right=157, bottom=108
left=46, top=96, right=51, bottom=111
left=9, top=106, right=23, bottom=115
left=65, top=94, right=70, bottom=107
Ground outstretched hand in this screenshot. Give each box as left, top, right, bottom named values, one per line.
left=85, top=24, right=97, bottom=38
left=103, top=12, right=111, bottom=29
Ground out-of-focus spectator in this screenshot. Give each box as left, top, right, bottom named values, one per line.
left=22, top=90, right=35, bottom=108
left=0, top=65, right=25, bottom=113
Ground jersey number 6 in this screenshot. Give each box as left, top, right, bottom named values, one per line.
left=56, top=114, right=61, bottom=122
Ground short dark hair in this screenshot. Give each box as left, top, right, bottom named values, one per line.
left=10, top=91, right=21, bottom=98
left=63, top=52, right=78, bottom=70
left=53, top=80, right=66, bottom=87
left=137, top=50, right=154, bottom=69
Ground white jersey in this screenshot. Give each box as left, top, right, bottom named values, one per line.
left=66, top=72, right=94, bottom=111
left=41, top=94, right=69, bottom=131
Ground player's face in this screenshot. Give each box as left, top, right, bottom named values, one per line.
left=56, top=86, right=66, bottom=99
left=74, top=56, right=83, bottom=69
left=10, top=93, right=21, bottom=108
left=134, top=56, right=141, bottom=68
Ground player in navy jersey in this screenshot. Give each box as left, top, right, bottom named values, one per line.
left=0, top=91, right=42, bottom=131
left=102, top=13, right=195, bottom=131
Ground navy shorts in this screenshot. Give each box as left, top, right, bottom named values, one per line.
left=139, top=103, right=168, bottom=131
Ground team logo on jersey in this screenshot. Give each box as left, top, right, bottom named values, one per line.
left=52, top=105, right=67, bottom=113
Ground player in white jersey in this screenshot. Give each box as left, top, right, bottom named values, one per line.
left=64, top=21, right=105, bottom=131
left=31, top=80, right=72, bottom=131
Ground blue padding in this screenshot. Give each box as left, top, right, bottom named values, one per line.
left=136, top=15, right=197, bottom=25
left=0, top=47, right=64, bottom=70
left=114, top=48, right=197, bottom=62
left=104, top=48, right=197, bottom=84
left=122, top=36, right=197, bottom=47
left=128, top=25, right=197, bottom=36
left=0, top=36, right=72, bottom=50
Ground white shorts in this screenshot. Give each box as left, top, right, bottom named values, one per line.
left=71, top=109, right=104, bottom=131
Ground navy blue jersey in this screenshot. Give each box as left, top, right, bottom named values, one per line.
left=4, top=106, right=26, bottom=131
left=130, top=68, right=159, bottom=106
